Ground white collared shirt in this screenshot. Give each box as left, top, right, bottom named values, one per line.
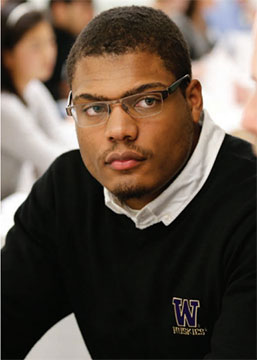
left=104, top=110, right=225, bottom=230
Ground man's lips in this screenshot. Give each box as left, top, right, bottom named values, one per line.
left=105, top=151, right=146, bottom=171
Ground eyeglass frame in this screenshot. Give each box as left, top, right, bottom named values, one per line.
left=66, top=74, right=191, bottom=127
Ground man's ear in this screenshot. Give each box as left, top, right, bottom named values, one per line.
left=185, top=79, right=203, bottom=123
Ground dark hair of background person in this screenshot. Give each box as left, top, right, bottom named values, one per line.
left=49, top=0, right=93, bottom=5
left=49, top=0, right=72, bottom=5
left=1, top=0, right=46, bottom=104
left=185, top=0, right=197, bottom=18
left=67, top=6, right=192, bottom=95
left=45, top=0, right=94, bottom=100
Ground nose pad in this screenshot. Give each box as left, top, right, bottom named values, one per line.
left=121, top=103, right=129, bottom=113
left=107, top=102, right=128, bottom=117
left=108, top=103, right=131, bottom=117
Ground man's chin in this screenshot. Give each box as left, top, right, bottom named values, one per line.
left=111, top=184, right=149, bottom=204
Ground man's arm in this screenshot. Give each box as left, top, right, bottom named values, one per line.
left=2, top=169, right=72, bottom=359
left=205, top=212, right=256, bottom=359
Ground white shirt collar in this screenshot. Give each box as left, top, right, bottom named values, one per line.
left=104, top=110, right=225, bottom=230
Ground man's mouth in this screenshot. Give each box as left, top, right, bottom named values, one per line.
left=105, top=151, right=146, bottom=171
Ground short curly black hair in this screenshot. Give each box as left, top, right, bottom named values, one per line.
left=66, top=6, right=192, bottom=91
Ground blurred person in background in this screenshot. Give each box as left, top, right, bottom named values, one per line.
left=171, top=0, right=216, bottom=60
left=231, top=1, right=257, bottom=106
left=153, top=0, right=188, bottom=17
left=174, top=0, right=256, bottom=134
left=45, top=0, right=94, bottom=100
left=241, top=14, right=257, bottom=153
left=205, top=0, right=256, bottom=39
left=1, top=0, right=76, bottom=199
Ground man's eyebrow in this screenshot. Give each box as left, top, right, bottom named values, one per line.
left=73, top=82, right=167, bottom=103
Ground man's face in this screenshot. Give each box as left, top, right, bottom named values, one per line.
left=242, top=33, right=257, bottom=153
left=72, top=52, right=202, bottom=209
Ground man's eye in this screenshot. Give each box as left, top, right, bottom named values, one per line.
left=135, top=96, right=160, bottom=108
left=81, top=104, right=106, bottom=116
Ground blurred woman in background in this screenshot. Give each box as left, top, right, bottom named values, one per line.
left=1, top=0, right=76, bottom=199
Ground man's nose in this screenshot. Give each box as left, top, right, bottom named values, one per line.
left=104, top=104, right=138, bottom=142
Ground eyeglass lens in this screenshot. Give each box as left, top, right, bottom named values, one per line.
left=72, top=92, right=163, bottom=127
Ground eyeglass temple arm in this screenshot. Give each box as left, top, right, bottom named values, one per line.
left=168, top=74, right=191, bottom=94
left=66, top=91, right=73, bottom=116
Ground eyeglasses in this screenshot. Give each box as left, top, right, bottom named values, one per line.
left=66, top=74, right=190, bottom=128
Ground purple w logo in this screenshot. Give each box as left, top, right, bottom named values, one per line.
left=172, top=297, right=200, bottom=328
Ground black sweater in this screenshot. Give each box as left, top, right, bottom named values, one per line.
left=2, top=135, right=256, bottom=359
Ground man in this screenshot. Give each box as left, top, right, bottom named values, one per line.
left=45, top=0, right=94, bottom=100
left=242, top=14, right=257, bottom=152
left=2, top=6, right=256, bottom=359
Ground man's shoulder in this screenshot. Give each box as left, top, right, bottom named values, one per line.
left=50, top=149, right=86, bottom=174
left=55, top=149, right=82, bottom=162
left=217, top=134, right=256, bottom=173
left=205, top=134, right=256, bottom=207
left=33, top=149, right=102, bottom=206
left=49, top=149, right=100, bottom=187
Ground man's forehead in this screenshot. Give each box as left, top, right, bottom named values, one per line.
left=75, top=56, right=133, bottom=80
left=72, top=52, right=174, bottom=93
left=75, top=52, right=164, bottom=73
